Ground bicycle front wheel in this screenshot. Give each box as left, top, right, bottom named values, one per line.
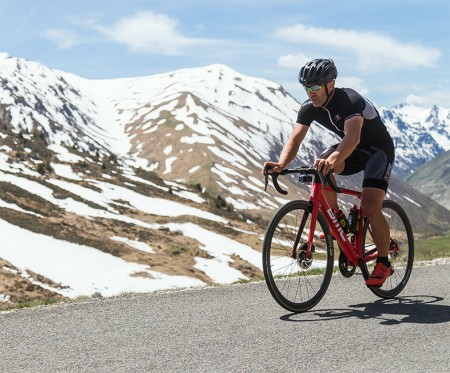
left=262, top=200, right=334, bottom=313
left=361, top=200, right=414, bottom=298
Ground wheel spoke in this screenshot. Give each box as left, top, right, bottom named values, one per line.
left=263, top=201, right=334, bottom=313
left=362, top=200, right=414, bottom=298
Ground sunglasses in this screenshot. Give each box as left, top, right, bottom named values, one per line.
left=304, top=84, right=323, bottom=93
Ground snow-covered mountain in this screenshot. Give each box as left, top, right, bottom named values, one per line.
left=380, top=103, right=450, bottom=178
left=0, top=53, right=117, bottom=157
left=2, top=52, right=449, bottom=182
left=0, top=53, right=449, bottom=304
left=60, top=62, right=343, bottom=210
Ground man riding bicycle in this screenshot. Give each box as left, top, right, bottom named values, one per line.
left=262, top=58, right=395, bottom=287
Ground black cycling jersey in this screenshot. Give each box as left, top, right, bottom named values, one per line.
left=297, top=87, right=395, bottom=191
left=297, top=87, right=394, bottom=161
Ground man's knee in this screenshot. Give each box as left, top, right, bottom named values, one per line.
left=361, top=201, right=380, bottom=219
left=361, top=188, right=385, bottom=219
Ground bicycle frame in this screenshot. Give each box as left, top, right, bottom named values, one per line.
left=263, top=166, right=381, bottom=270
left=304, top=180, right=371, bottom=268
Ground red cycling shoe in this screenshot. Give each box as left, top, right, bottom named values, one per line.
left=365, top=262, right=394, bottom=287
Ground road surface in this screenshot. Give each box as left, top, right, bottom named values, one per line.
left=1, top=262, right=449, bottom=372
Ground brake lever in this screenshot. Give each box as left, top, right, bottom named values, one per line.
left=316, top=168, right=343, bottom=193
left=264, top=167, right=269, bottom=191
left=263, top=166, right=288, bottom=195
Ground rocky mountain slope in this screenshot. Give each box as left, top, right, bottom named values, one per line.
left=0, top=53, right=449, bottom=304
left=406, top=149, right=450, bottom=208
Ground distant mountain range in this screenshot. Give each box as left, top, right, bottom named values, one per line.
left=0, top=53, right=449, bottom=303
left=406, top=149, right=450, bottom=209
left=379, top=103, right=450, bottom=178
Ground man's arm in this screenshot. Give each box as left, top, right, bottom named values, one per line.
left=315, top=115, right=363, bottom=175
left=262, top=123, right=309, bottom=174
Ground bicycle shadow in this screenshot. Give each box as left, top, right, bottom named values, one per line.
left=280, top=295, right=450, bottom=325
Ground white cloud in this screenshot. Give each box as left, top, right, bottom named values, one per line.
left=44, top=28, right=78, bottom=49
left=405, top=91, right=450, bottom=108
left=96, top=11, right=213, bottom=55
left=336, top=76, right=369, bottom=96
left=277, top=53, right=311, bottom=69
left=274, top=24, right=441, bottom=71
left=405, top=94, right=428, bottom=107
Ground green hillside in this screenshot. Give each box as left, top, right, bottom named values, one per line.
left=406, top=150, right=450, bottom=211
left=414, top=234, right=450, bottom=260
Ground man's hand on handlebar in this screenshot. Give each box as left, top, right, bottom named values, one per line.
left=314, top=158, right=334, bottom=176
left=261, top=161, right=285, bottom=175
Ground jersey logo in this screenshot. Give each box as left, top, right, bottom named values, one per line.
left=334, top=114, right=341, bottom=121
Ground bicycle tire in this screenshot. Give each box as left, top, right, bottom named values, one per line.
left=262, top=200, right=334, bottom=313
left=361, top=200, right=414, bottom=298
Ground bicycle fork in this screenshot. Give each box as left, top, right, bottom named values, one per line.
left=290, top=201, right=318, bottom=263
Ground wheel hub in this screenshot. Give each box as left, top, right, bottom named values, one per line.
left=292, top=243, right=315, bottom=269
left=389, top=240, right=399, bottom=259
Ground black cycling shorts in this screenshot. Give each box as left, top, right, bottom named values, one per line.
left=319, top=145, right=394, bottom=192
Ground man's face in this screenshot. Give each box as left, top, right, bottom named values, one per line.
left=304, top=81, right=334, bottom=107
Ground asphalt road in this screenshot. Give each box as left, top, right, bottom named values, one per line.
left=1, top=262, right=449, bottom=373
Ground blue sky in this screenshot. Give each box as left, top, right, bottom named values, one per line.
left=1, top=0, right=449, bottom=108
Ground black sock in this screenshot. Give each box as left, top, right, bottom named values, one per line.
left=377, top=256, right=391, bottom=267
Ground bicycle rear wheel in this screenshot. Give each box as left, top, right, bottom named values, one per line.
left=262, top=200, right=334, bottom=313
left=361, top=200, right=414, bottom=298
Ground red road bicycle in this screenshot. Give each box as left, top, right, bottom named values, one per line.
left=262, top=166, right=414, bottom=313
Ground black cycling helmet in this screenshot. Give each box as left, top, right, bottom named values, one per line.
left=298, top=58, right=338, bottom=86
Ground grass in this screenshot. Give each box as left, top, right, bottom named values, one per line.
left=233, top=275, right=265, bottom=284
left=414, top=234, right=450, bottom=261
left=0, top=294, right=102, bottom=312
left=0, top=298, right=64, bottom=312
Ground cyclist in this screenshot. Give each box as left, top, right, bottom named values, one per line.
left=262, top=58, right=395, bottom=287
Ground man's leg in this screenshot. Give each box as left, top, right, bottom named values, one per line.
left=317, top=146, right=342, bottom=210
left=361, top=186, right=393, bottom=286
left=321, top=173, right=338, bottom=209
left=360, top=187, right=389, bottom=257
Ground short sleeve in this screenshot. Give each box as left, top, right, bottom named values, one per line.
left=296, top=102, right=314, bottom=126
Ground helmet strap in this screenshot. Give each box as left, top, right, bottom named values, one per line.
left=323, top=84, right=334, bottom=106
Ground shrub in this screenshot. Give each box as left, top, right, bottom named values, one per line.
left=36, top=163, right=45, bottom=175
